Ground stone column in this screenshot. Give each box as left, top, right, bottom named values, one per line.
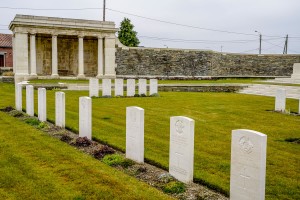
left=12, top=34, right=15, bottom=73
left=96, top=36, right=104, bottom=78
left=51, top=34, right=59, bottom=78
left=77, top=35, right=85, bottom=79
left=104, top=36, right=116, bottom=78
left=14, top=32, right=29, bottom=83
left=30, top=33, right=37, bottom=77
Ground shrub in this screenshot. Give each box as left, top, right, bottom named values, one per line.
left=93, top=145, right=115, bottom=159
left=25, top=118, right=41, bottom=126
left=102, top=154, right=134, bottom=168
left=163, top=181, right=186, bottom=194
left=2, top=71, right=14, bottom=76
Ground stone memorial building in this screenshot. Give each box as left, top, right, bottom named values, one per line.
left=9, top=15, right=118, bottom=82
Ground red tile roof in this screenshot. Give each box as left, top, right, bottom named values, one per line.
left=0, top=34, right=12, bottom=47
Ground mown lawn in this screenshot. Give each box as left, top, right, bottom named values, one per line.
left=1, top=83, right=299, bottom=199
left=0, top=89, right=172, bottom=199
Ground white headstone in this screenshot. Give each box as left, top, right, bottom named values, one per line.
left=15, top=83, right=23, bottom=111
left=275, top=89, right=286, bottom=112
left=38, top=88, right=47, bottom=122
left=115, top=79, right=124, bottom=96
left=55, top=92, right=65, bottom=128
left=126, top=106, right=144, bottom=163
left=139, top=79, right=147, bottom=95
left=26, top=85, right=34, bottom=116
left=102, top=79, right=111, bottom=96
left=169, top=116, right=194, bottom=183
left=230, top=129, right=267, bottom=200
left=127, top=79, right=135, bottom=97
left=89, top=78, right=99, bottom=97
left=150, top=79, right=158, bottom=95
left=299, top=99, right=300, bottom=114
left=291, top=63, right=300, bottom=79
left=79, top=97, right=92, bottom=140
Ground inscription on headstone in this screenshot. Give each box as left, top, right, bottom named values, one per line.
left=38, top=88, right=47, bottom=122
left=169, top=116, right=195, bottom=183
left=150, top=79, right=158, bottom=95
left=230, top=129, right=267, bottom=200
left=102, top=79, right=111, bottom=96
left=139, top=79, right=147, bottom=95
left=115, top=79, right=124, bottom=96
left=79, top=97, right=92, bottom=140
left=89, top=78, right=99, bottom=97
left=55, top=92, right=65, bottom=128
left=126, top=106, right=144, bottom=163
left=127, top=79, right=135, bottom=97
left=26, top=85, right=34, bottom=116
left=275, top=89, right=286, bottom=112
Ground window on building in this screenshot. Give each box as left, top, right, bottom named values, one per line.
left=0, top=55, right=4, bottom=67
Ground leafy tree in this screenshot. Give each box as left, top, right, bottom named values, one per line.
left=118, top=18, right=140, bottom=47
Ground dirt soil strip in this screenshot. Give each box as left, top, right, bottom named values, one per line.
left=2, top=107, right=228, bottom=200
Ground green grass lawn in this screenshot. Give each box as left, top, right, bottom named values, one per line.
left=0, top=96, right=172, bottom=199
left=1, top=83, right=299, bottom=199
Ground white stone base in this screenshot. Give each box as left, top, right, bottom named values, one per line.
left=51, top=74, right=60, bottom=79
left=77, top=74, right=86, bottom=79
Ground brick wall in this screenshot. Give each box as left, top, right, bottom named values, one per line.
left=0, top=47, right=13, bottom=67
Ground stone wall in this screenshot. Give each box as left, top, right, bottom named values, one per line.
left=116, top=47, right=300, bottom=77
left=36, top=36, right=98, bottom=76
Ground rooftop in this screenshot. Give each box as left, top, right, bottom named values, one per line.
left=0, top=34, right=12, bottom=47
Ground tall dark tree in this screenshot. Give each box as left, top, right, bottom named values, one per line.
left=118, top=18, right=140, bottom=47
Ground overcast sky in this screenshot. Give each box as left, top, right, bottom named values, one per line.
left=1, top=0, right=300, bottom=54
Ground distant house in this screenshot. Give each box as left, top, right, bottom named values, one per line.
left=0, top=33, right=13, bottom=70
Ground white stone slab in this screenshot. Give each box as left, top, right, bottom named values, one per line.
left=150, top=79, right=158, bottom=95
left=89, top=78, right=99, bottom=97
left=169, top=116, right=194, bottom=183
left=126, top=106, right=144, bottom=163
left=291, top=63, right=300, bottom=79
left=15, top=83, right=23, bottom=111
left=102, top=79, right=111, bottom=96
left=138, top=79, right=147, bottom=95
left=127, top=79, right=135, bottom=97
left=38, top=88, right=47, bottom=122
left=299, top=99, right=300, bottom=114
left=79, top=97, right=92, bottom=140
left=55, top=92, right=65, bottom=128
left=230, top=129, right=267, bottom=200
left=275, top=89, right=286, bottom=112
left=26, top=85, right=34, bottom=116
left=115, top=79, right=124, bottom=96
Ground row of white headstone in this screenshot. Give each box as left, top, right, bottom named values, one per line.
left=89, top=78, right=158, bottom=97
left=15, top=83, right=66, bottom=128
left=16, top=84, right=267, bottom=200
left=126, top=106, right=267, bottom=200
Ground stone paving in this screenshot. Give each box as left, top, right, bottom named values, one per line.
left=238, top=84, right=300, bottom=99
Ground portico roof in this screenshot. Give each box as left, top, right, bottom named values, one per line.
left=9, top=14, right=118, bottom=34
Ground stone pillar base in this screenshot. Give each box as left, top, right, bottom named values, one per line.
left=77, top=74, right=86, bottom=79
left=14, top=74, right=30, bottom=84
left=51, top=74, right=60, bottom=79
left=96, top=74, right=104, bottom=79
left=102, top=74, right=116, bottom=79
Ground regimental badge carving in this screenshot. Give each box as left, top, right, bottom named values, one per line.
left=175, top=120, right=184, bottom=135
left=239, top=136, right=254, bottom=154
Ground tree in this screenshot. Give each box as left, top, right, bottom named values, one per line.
left=118, top=18, right=140, bottom=47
